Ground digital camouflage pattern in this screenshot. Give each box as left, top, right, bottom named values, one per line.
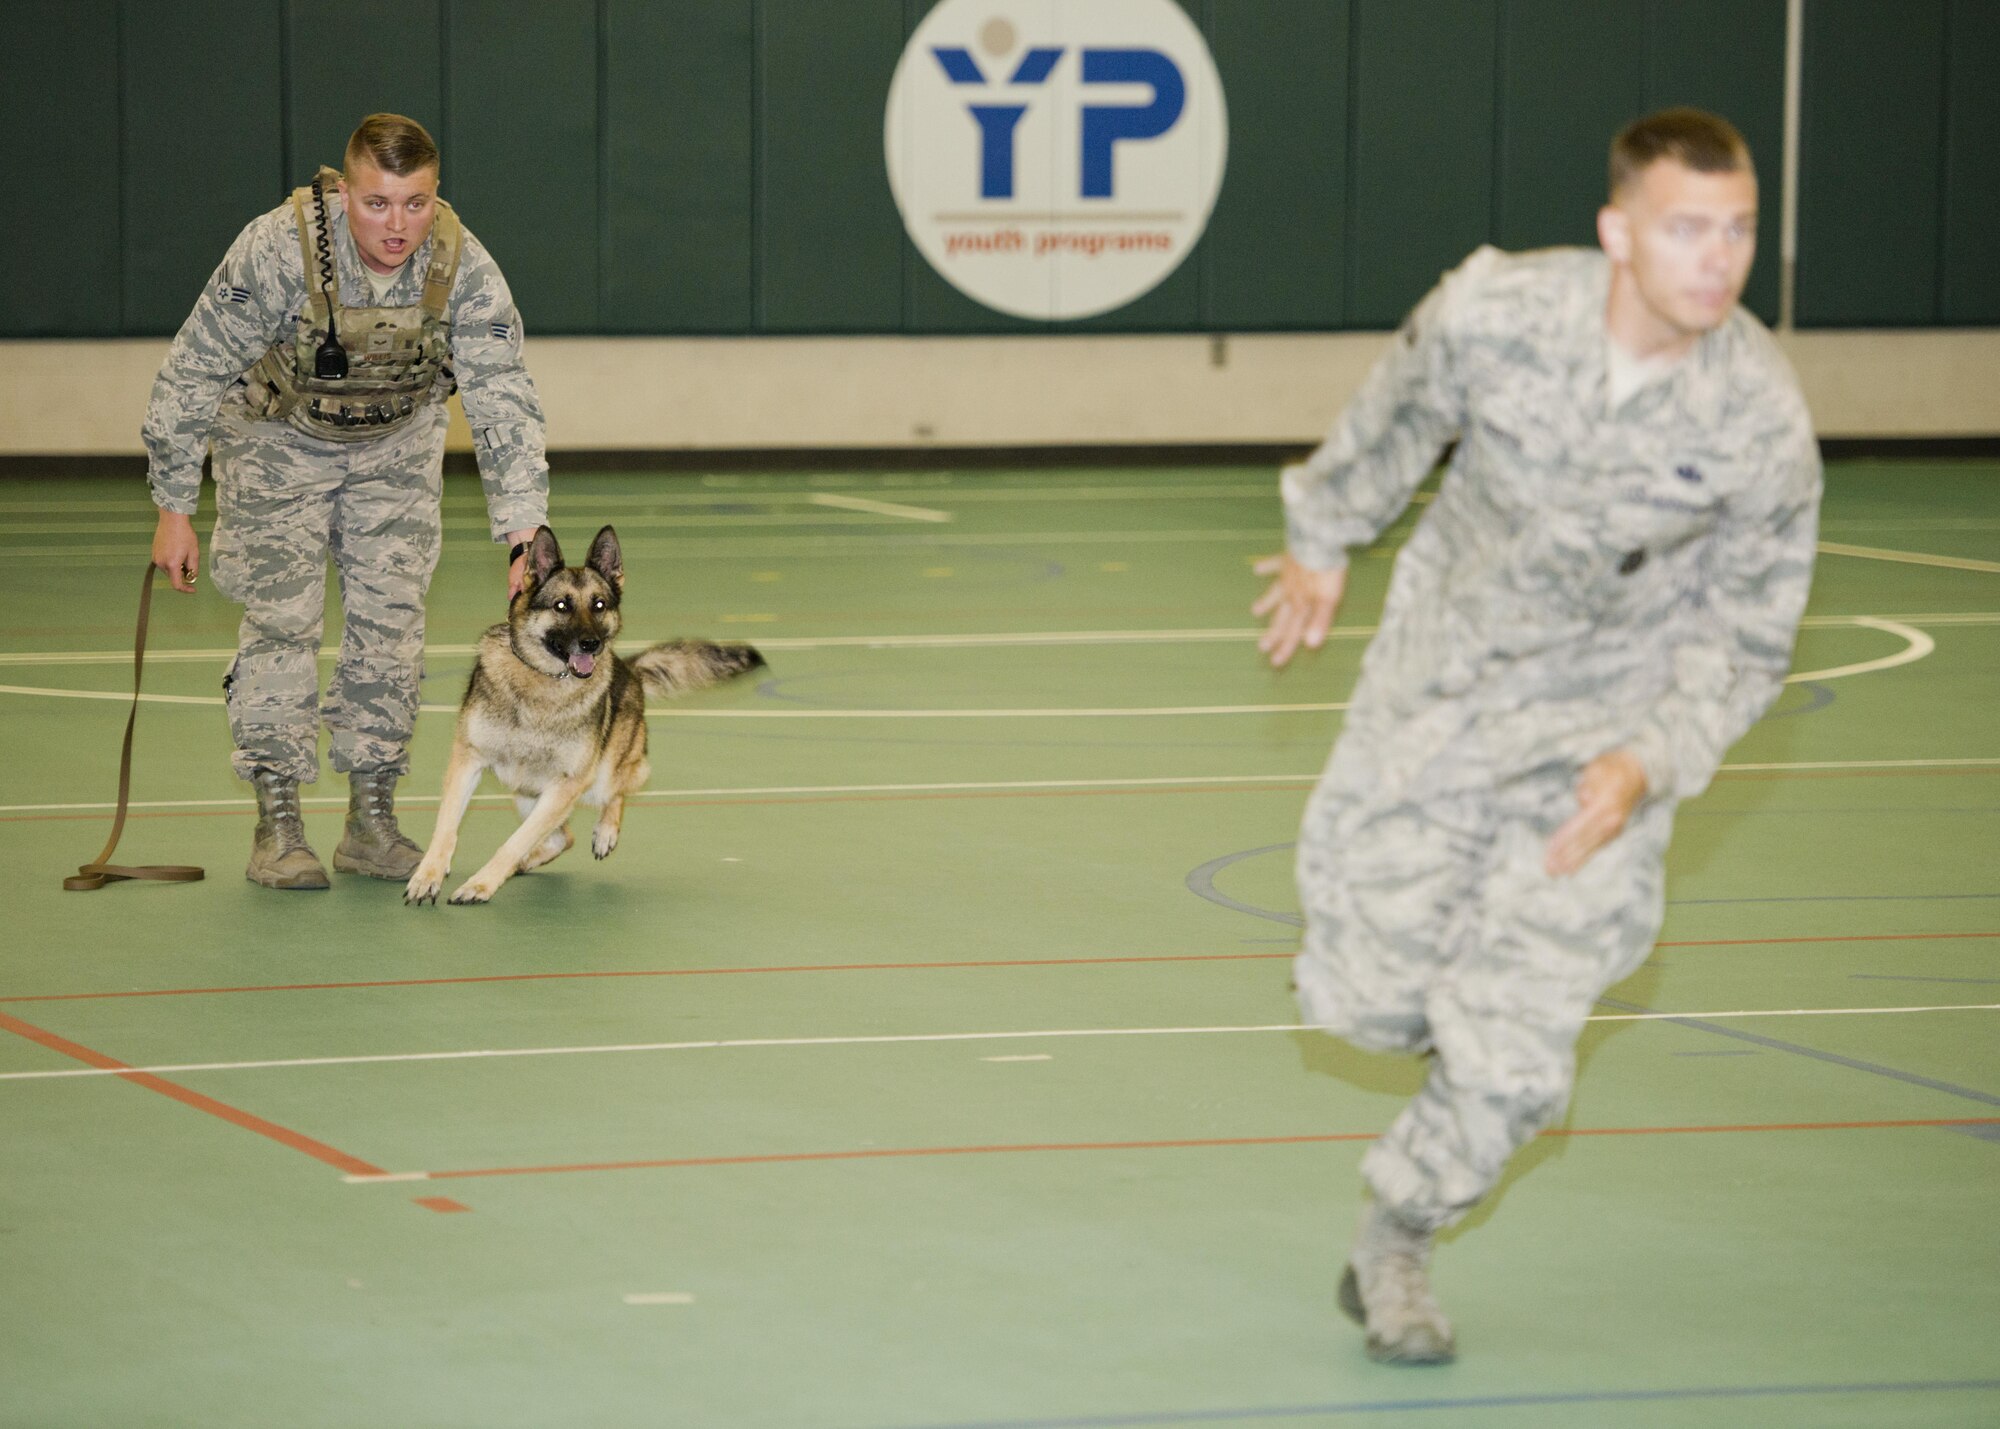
left=209, top=403, right=446, bottom=781
left=144, top=177, right=550, bottom=782
left=1284, top=245, right=1821, bottom=1229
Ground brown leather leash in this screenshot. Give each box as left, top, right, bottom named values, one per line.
left=64, top=564, right=205, bottom=891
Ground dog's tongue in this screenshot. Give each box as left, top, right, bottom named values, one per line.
left=568, top=650, right=596, bottom=677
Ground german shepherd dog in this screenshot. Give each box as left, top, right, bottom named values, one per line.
left=405, top=524, right=764, bottom=906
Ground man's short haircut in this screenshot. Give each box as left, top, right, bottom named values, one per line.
left=344, top=113, right=440, bottom=178
left=1609, top=108, right=1750, bottom=197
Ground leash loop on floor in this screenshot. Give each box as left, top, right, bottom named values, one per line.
left=64, top=564, right=205, bottom=892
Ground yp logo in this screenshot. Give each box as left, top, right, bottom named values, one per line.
left=886, top=0, right=1228, bottom=321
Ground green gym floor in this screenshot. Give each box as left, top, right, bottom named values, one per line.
left=1, top=459, right=1995, bottom=1428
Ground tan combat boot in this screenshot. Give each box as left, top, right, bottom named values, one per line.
left=332, top=768, right=423, bottom=879
left=1337, top=1199, right=1456, bottom=1365
left=247, top=769, right=329, bottom=890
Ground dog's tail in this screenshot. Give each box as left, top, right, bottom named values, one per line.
left=628, top=640, right=766, bottom=701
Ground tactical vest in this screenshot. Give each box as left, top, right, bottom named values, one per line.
left=242, top=166, right=463, bottom=442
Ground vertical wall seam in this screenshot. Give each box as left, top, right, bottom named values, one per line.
left=1638, top=0, right=1651, bottom=109
left=596, top=0, right=609, bottom=331
left=751, top=0, right=764, bottom=331
left=901, top=0, right=916, bottom=334
left=1490, top=0, right=1506, bottom=245
left=277, top=0, right=293, bottom=187
left=1342, top=0, right=1360, bottom=323
left=1780, top=0, right=1804, bottom=329
left=1933, top=0, right=1953, bottom=322
left=1197, top=0, right=1214, bottom=332
left=438, top=0, right=452, bottom=164
left=115, top=0, right=128, bottom=334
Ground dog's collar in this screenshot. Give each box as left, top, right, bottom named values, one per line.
left=509, top=626, right=582, bottom=681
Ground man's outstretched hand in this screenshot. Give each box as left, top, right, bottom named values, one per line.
left=1546, top=750, right=1648, bottom=877
left=1252, top=552, right=1346, bottom=669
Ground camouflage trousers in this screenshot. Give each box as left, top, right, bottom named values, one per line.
left=209, top=400, right=448, bottom=783
left=1291, top=768, right=1672, bottom=1233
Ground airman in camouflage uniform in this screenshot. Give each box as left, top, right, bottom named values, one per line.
left=1253, top=110, right=1820, bottom=1363
left=146, top=114, right=548, bottom=890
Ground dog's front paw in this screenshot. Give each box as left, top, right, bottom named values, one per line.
left=405, top=860, right=448, bottom=905
left=447, top=878, right=496, bottom=905
left=591, top=824, right=619, bottom=859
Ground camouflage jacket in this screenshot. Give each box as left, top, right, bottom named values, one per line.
left=144, top=183, right=549, bottom=541
left=1285, top=246, right=1822, bottom=804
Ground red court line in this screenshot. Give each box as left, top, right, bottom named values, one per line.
left=0, top=1009, right=386, bottom=1178
left=3, top=932, right=1993, bottom=1006
left=1713, top=767, right=2000, bottom=782
left=0, top=953, right=1300, bottom=1005
left=0, top=782, right=1320, bottom=826
left=414, top=1197, right=472, bottom=1214
left=406, top=1116, right=2000, bottom=1182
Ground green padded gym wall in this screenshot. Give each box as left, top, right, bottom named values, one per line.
left=444, top=0, right=600, bottom=334
left=601, top=1, right=757, bottom=334
left=120, top=1, right=285, bottom=336
left=1796, top=0, right=1947, bottom=326
left=0, top=0, right=1983, bottom=338
left=0, top=0, right=123, bottom=335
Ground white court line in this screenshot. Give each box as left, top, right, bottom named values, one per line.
left=0, top=627, right=1323, bottom=666
left=807, top=492, right=952, bottom=522
left=19, top=528, right=1292, bottom=560
left=7, top=761, right=1999, bottom=817
left=0, top=683, right=1346, bottom=718
left=1786, top=616, right=1933, bottom=683
left=0, top=485, right=1276, bottom=517
left=648, top=702, right=1351, bottom=719
left=4, top=1006, right=1993, bottom=1087
left=0, top=773, right=1322, bottom=815
left=0, top=615, right=1936, bottom=716
left=622, top=1293, right=696, bottom=1306
left=1818, top=542, right=2000, bottom=576
left=2, top=613, right=1991, bottom=668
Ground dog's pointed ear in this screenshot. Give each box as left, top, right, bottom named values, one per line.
left=586, top=525, right=623, bottom=590
left=528, top=526, right=564, bottom=587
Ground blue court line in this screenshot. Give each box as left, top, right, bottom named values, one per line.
left=1851, top=974, right=2000, bottom=985
left=1668, top=892, right=2000, bottom=905
left=1594, top=996, right=2000, bottom=1108
left=1766, top=679, right=1835, bottom=718
left=904, top=1378, right=2000, bottom=1428
left=1185, top=843, right=1998, bottom=920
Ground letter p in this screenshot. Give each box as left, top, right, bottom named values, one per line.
left=1079, top=49, right=1185, bottom=199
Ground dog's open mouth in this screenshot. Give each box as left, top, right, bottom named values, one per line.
left=567, top=650, right=596, bottom=678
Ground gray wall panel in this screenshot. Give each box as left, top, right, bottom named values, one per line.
left=602, top=0, right=756, bottom=333
left=0, top=1, right=122, bottom=335
left=1200, top=0, right=1348, bottom=329
left=1940, top=0, right=2000, bottom=323
left=1347, top=0, right=1500, bottom=326
left=1797, top=0, right=1946, bottom=326
left=285, top=0, right=443, bottom=187
left=444, top=1, right=600, bottom=332
left=758, top=3, right=906, bottom=332
left=1497, top=0, right=1643, bottom=253
left=122, top=1, right=285, bottom=336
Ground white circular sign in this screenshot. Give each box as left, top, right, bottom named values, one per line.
left=885, top=0, right=1228, bottom=322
